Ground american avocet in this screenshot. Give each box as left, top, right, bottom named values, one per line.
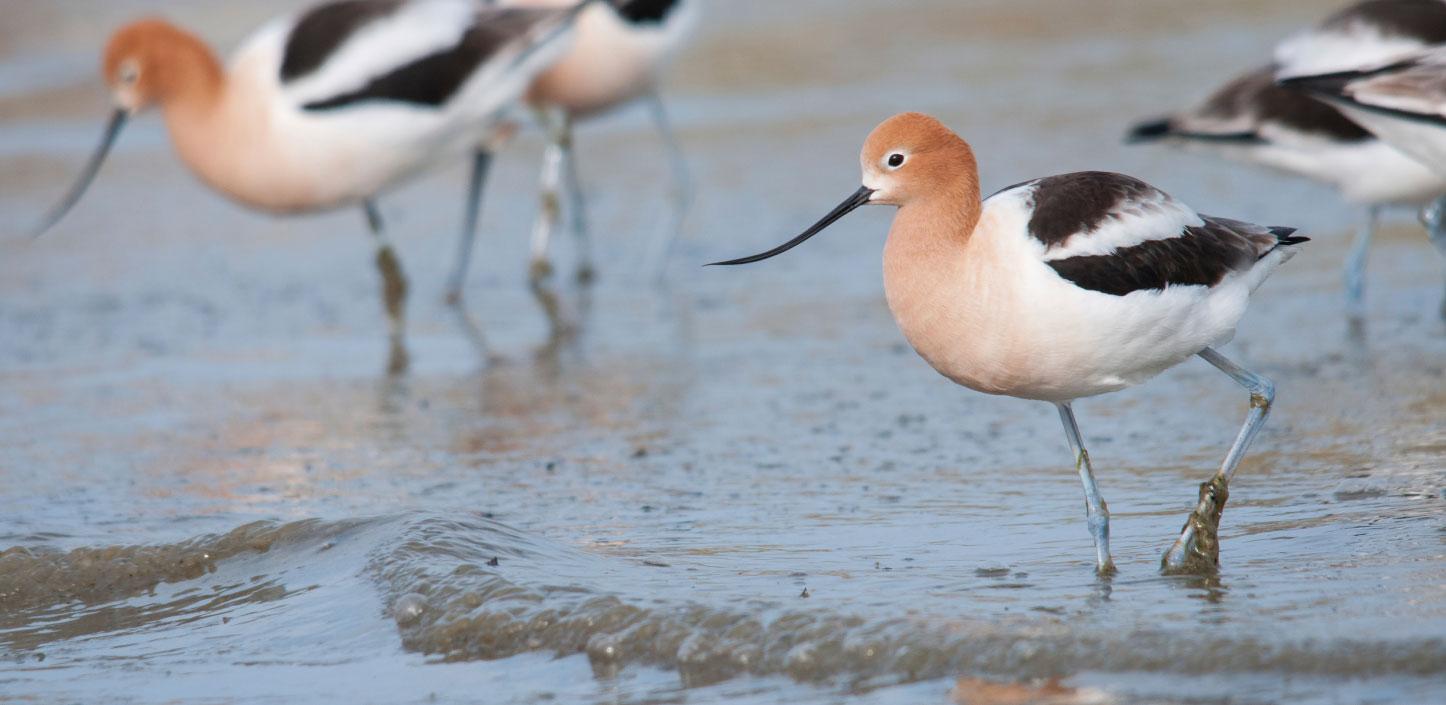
left=465, top=0, right=697, bottom=291
left=1128, top=67, right=1442, bottom=317
left=33, top=0, right=600, bottom=373
left=712, top=113, right=1308, bottom=574
left=1130, top=0, right=1446, bottom=318
left=1280, top=47, right=1446, bottom=317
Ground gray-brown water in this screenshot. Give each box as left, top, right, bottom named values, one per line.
left=2, top=1, right=1445, bottom=703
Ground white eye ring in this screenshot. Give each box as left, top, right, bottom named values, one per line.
left=119, top=61, right=140, bottom=85
left=886, top=153, right=906, bottom=169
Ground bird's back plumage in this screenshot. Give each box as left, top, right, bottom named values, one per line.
left=992, top=172, right=1302, bottom=297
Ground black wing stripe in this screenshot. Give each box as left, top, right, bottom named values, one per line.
left=1209, top=66, right=1372, bottom=142
left=303, top=8, right=547, bottom=112
left=281, top=0, right=405, bottom=83
left=1327, top=91, right=1446, bottom=129
left=1047, top=218, right=1293, bottom=296
left=1280, top=68, right=1446, bottom=130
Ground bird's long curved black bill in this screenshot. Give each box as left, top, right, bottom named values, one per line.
left=708, top=186, right=874, bottom=266
left=32, top=109, right=128, bottom=238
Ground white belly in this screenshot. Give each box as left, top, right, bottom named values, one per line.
left=883, top=207, right=1252, bottom=403
left=1337, top=105, right=1446, bottom=182
left=1173, top=134, right=1445, bottom=206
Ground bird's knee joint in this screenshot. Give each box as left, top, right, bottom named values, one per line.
left=1249, top=377, right=1275, bottom=410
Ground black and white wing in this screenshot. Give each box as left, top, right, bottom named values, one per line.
left=1283, top=49, right=1446, bottom=127
left=1280, top=48, right=1446, bottom=170
left=993, top=172, right=1306, bottom=296
left=1275, top=0, right=1446, bottom=79
left=277, top=0, right=581, bottom=112
left=1128, top=64, right=1371, bottom=146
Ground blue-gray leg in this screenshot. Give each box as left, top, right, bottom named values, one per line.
left=1344, top=205, right=1379, bottom=319
left=529, top=108, right=566, bottom=285
left=1055, top=402, right=1115, bottom=575
left=446, top=150, right=492, bottom=305
left=1424, top=195, right=1446, bottom=321
left=445, top=151, right=494, bottom=359
left=364, top=200, right=409, bottom=375
left=644, top=90, right=693, bottom=283
left=1161, top=347, right=1275, bottom=573
left=557, top=115, right=595, bottom=285
left=529, top=110, right=593, bottom=286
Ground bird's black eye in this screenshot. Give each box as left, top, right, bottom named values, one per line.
left=887, top=153, right=905, bottom=168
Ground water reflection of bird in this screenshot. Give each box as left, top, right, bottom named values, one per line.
left=712, top=113, right=1307, bottom=575
left=34, top=0, right=599, bottom=374
left=1280, top=46, right=1446, bottom=320
left=1129, top=0, right=1446, bottom=320
left=480, top=0, right=698, bottom=290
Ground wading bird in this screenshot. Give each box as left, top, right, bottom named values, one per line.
left=463, top=0, right=696, bottom=296
left=1129, top=0, right=1446, bottom=319
left=34, top=0, right=599, bottom=373
left=712, top=113, right=1307, bottom=575
left=1281, top=46, right=1446, bottom=318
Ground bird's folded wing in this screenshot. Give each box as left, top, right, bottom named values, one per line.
left=280, top=0, right=560, bottom=111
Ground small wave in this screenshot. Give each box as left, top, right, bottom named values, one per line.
left=4, top=512, right=1442, bottom=695
left=365, top=514, right=1446, bottom=688
left=0, top=518, right=364, bottom=614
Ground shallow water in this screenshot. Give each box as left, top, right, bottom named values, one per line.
left=2, top=1, right=1445, bottom=703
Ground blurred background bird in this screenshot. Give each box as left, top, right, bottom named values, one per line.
left=33, top=0, right=599, bottom=374
left=1279, top=44, right=1446, bottom=318
left=481, top=0, right=698, bottom=299
left=1128, top=0, right=1446, bottom=322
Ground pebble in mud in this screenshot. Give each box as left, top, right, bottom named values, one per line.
left=393, top=593, right=427, bottom=625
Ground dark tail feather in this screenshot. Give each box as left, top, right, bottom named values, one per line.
left=1270, top=226, right=1309, bottom=246
left=1262, top=226, right=1309, bottom=259
left=1126, top=118, right=1174, bottom=144
left=1126, top=118, right=1264, bottom=145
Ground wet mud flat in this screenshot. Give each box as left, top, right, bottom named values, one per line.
left=2, top=1, right=1446, bottom=703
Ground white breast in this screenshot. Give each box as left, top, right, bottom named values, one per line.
left=503, top=0, right=698, bottom=115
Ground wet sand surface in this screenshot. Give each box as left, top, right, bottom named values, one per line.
left=2, top=1, right=1445, bottom=703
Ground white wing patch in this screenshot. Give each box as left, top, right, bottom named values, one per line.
left=1041, top=188, right=1204, bottom=262
left=283, top=0, right=478, bottom=107
left=1276, top=27, right=1427, bottom=79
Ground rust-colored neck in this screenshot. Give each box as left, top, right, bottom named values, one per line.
left=885, top=161, right=983, bottom=264
left=155, top=33, right=225, bottom=120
